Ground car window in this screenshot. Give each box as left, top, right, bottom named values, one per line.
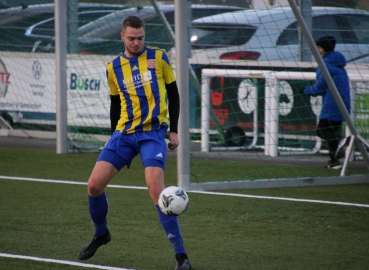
left=80, top=7, right=244, bottom=42
left=76, top=4, right=128, bottom=12
left=143, top=8, right=243, bottom=30
left=277, top=15, right=344, bottom=46
left=276, top=22, right=298, bottom=46
left=0, top=4, right=129, bottom=53
left=29, top=18, right=55, bottom=36
left=78, top=11, right=117, bottom=26
left=345, top=14, right=369, bottom=44
left=78, top=7, right=143, bottom=39
left=143, top=13, right=174, bottom=48
left=81, top=13, right=173, bottom=43
left=332, top=15, right=357, bottom=43
left=29, top=11, right=114, bottom=37
left=0, top=12, right=54, bottom=51
left=191, top=8, right=242, bottom=20
left=312, top=15, right=341, bottom=41
left=190, top=24, right=257, bottom=49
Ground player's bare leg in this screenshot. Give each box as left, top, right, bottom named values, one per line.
left=145, top=166, right=165, bottom=204
left=88, top=161, right=118, bottom=196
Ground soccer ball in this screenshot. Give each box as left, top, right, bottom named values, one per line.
left=158, top=186, right=189, bottom=216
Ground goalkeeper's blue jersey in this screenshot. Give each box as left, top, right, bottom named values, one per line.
left=106, top=46, right=176, bottom=134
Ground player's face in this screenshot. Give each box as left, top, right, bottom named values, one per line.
left=121, top=26, right=145, bottom=58
left=317, top=46, right=326, bottom=57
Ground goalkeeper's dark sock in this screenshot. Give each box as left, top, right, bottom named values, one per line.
left=88, top=192, right=108, bottom=236
left=156, top=205, right=186, bottom=254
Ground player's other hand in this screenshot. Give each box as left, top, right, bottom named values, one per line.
left=299, top=87, right=305, bottom=95
left=168, top=132, right=179, bottom=150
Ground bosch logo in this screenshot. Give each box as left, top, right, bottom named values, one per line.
left=32, top=60, right=42, bottom=80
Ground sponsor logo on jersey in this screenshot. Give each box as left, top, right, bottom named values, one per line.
left=122, top=71, right=152, bottom=91
left=147, top=59, right=155, bottom=68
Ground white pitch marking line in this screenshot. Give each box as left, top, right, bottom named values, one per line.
left=0, top=175, right=147, bottom=190
left=191, top=190, right=369, bottom=208
left=0, top=252, right=134, bottom=270
left=1, top=175, right=369, bottom=208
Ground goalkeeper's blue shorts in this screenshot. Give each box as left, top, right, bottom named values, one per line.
left=97, top=127, right=167, bottom=171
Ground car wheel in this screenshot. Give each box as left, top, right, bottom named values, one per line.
left=223, top=126, right=246, bottom=146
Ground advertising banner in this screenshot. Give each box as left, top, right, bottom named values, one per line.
left=0, top=53, right=110, bottom=128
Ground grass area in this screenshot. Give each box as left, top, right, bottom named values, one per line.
left=0, top=147, right=367, bottom=185
left=0, top=147, right=369, bottom=270
left=189, top=157, right=367, bottom=182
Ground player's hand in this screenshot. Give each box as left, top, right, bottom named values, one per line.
left=299, top=87, right=305, bottom=95
left=168, top=132, right=179, bottom=150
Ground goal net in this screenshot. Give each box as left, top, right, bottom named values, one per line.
left=0, top=0, right=368, bottom=186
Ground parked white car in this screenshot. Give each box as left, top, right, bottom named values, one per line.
left=31, top=4, right=245, bottom=55
left=0, top=3, right=129, bottom=52
left=169, top=6, right=369, bottom=63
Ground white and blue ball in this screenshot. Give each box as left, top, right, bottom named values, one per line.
left=158, top=186, right=189, bottom=216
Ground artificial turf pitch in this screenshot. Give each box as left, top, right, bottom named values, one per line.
left=0, top=147, right=368, bottom=270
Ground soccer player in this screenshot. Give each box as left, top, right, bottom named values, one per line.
left=78, top=16, right=191, bottom=270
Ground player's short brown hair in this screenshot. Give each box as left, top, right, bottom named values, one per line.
left=122, top=16, right=145, bottom=31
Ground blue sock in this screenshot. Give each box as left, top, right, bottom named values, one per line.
left=156, top=205, right=186, bottom=254
left=88, top=192, right=108, bottom=236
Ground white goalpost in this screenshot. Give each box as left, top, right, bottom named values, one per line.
left=200, top=68, right=369, bottom=161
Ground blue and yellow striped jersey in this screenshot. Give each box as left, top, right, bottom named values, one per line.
left=106, top=46, right=176, bottom=134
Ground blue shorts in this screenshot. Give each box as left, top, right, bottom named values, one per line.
left=97, top=127, right=168, bottom=171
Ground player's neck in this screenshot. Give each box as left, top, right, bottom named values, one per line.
left=123, top=48, right=144, bottom=58
left=123, top=51, right=135, bottom=58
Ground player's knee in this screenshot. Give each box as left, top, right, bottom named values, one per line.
left=87, top=178, right=104, bottom=197
left=147, top=182, right=164, bottom=204
left=148, top=183, right=162, bottom=197
left=145, top=165, right=165, bottom=203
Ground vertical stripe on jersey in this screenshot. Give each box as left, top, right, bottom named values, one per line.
left=137, top=51, right=151, bottom=131
left=121, top=56, right=140, bottom=132
left=156, top=50, right=169, bottom=130
left=133, top=52, right=147, bottom=132
left=113, top=56, right=133, bottom=132
left=147, top=49, right=161, bottom=131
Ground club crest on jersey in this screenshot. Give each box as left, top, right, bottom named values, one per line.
left=147, top=59, right=156, bottom=68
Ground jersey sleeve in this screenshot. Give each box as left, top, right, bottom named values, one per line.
left=106, top=61, right=120, bottom=96
left=161, top=50, right=176, bottom=85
